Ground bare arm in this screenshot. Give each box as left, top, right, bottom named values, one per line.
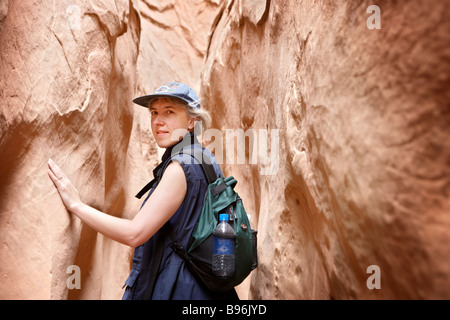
left=48, top=159, right=186, bottom=247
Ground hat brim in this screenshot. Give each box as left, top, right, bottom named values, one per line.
left=132, top=93, right=190, bottom=108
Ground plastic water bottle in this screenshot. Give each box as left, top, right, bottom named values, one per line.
left=212, top=213, right=236, bottom=280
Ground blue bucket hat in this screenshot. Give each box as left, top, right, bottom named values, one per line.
left=133, top=82, right=201, bottom=109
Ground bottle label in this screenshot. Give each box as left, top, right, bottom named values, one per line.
left=213, top=236, right=234, bottom=255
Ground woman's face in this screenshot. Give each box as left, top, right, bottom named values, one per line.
left=149, top=98, right=195, bottom=148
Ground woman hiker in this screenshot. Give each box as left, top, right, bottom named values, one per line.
left=48, top=82, right=239, bottom=300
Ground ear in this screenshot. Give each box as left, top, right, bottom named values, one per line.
left=188, top=117, right=198, bottom=131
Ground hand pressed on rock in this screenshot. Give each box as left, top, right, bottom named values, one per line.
left=47, top=158, right=82, bottom=212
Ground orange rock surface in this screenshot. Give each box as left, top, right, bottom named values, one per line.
left=1, top=0, right=449, bottom=299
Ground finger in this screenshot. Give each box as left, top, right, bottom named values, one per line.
left=48, top=159, right=65, bottom=180
left=48, top=165, right=65, bottom=185
left=48, top=168, right=60, bottom=185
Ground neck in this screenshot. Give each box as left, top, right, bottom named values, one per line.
left=161, top=131, right=199, bottom=162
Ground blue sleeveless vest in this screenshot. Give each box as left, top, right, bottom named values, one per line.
left=122, top=134, right=238, bottom=300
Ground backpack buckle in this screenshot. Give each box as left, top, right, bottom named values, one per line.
left=170, top=240, right=184, bottom=254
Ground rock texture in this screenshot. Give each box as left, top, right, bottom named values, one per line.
left=1, top=0, right=449, bottom=300
left=0, top=0, right=219, bottom=299
left=201, top=0, right=450, bottom=299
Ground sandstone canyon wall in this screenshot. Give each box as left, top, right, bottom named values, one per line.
left=201, top=0, right=450, bottom=299
left=0, top=0, right=220, bottom=299
left=1, top=0, right=449, bottom=300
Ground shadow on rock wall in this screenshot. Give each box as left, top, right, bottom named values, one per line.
left=1, top=0, right=449, bottom=300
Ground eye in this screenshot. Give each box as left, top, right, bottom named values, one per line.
left=150, top=111, right=158, bottom=116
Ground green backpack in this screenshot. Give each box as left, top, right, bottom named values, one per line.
left=154, top=148, right=258, bottom=292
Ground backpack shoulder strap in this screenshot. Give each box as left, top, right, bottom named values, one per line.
left=135, top=156, right=172, bottom=199
left=189, top=148, right=219, bottom=184
left=135, top=147, right=221, bottom=199
left=162, top=147, right=220, bottom=184
left=135, top=179, right=156, bottom=199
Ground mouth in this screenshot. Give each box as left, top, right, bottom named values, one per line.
left=156, top=130, right=169, bottom=136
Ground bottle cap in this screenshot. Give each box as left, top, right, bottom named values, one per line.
left=219, top=214, right=229, bottom=221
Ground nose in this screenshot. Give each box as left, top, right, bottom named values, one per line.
left=153, top=114, right=164, bottom=126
